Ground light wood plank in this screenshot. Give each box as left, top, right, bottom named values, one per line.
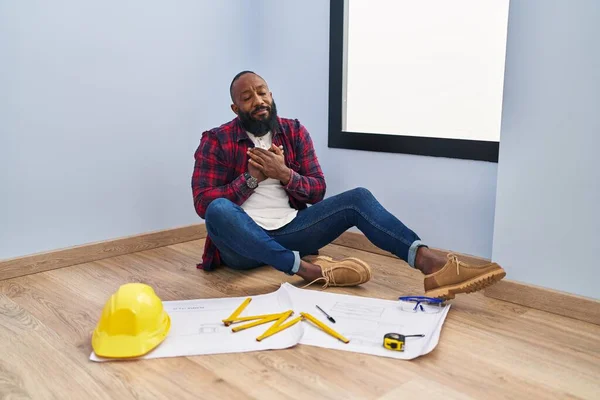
left=0, top=224, right=206, bottom=281
left=379, top=379, right=476, bottom=400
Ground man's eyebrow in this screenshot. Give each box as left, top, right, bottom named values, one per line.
left=238, top=89, right=252, bottom=98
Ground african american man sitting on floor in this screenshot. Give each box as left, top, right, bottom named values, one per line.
left=190, top=71, right=506, bottom=299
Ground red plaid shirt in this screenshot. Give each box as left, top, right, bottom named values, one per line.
left=191, top=116, right=326, bottom=271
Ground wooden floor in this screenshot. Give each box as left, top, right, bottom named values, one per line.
left=1, top=240, right=599, bottom=400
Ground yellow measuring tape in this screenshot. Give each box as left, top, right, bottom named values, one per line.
left=383, top=333, right=425, bottom=351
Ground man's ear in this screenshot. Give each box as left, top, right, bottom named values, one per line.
left=230, top=103, right=239, bottom=115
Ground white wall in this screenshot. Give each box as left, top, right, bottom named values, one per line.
left=256, top=0, right=499, bottom=258
left=0, top=1, right=259, bottom=259
left=492, top=1, right=600, bottom=299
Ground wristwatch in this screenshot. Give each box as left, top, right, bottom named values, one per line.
left=244, top=172, right=258, bottom=189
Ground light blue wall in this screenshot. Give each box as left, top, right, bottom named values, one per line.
left=256, top=0, right=499, bottom=258
left=492, top=0, right=600, bottom=299
left=0, top=1, right=260, bottom=259
left=4, top=0, right=596, bottom=299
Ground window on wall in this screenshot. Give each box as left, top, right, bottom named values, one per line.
left=328, top=0, right=510, bottom=162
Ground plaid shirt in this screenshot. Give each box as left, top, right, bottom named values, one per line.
left=191, top=116, right=326, bottom=271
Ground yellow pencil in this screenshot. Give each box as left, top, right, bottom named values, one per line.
left=222, top=297, right=252, bottom=325
left=301, top=312, right=350, bottom=344
left=231, top=313, right=285, bottom=332
left=223, top=313, right=287, bottom=326
left=256, top=315, right=303, bottom=342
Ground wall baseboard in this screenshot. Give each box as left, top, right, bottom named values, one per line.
left=332, top=231, right=600, bottom=325
left=0, top=224, right=207, bottom=281
left=3, top=225, right=598, bottom=325
left=484, top=280, right=600, bottom=325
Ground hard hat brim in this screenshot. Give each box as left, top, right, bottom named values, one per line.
left=92, top=312, right=171, bottom=359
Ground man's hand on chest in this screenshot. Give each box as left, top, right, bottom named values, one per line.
left=247, top=144, right=291, bottom=185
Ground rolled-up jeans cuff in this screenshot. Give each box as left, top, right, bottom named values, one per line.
left=287, top=251, right=301, bottom=275
left=408, top=240, right=427, bottom=268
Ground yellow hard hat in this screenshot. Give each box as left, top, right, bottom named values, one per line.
left=92, top=283, right=171, bottom=358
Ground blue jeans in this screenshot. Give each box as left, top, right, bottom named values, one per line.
left=204, top=187, right=426, bottom=275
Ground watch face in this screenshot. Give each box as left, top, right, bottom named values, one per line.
left=246, top=175, right=258, bottom=188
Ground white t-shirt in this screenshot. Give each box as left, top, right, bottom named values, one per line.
left=241, top=131, right=298, bottom=230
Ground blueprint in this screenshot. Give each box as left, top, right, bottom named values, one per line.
left=90, top=283, right=450, bottom=362
left=284, top=283, right=450, bottom=360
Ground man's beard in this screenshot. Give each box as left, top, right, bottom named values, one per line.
left=238, top=100, right=280, bottom=137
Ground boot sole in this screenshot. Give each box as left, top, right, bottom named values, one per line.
left=314, top=255, right=373, bottom=284
left=425, top=268, right=506, bottom=300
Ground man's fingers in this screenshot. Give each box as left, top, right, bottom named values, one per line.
left=252, top=148, right=272, bottom=156
left=255, top=147, right=283, bottom=158
left=248, top=150, right=268, bottom=163
left=252, top=148, right=277, bottom=161
left=248, top=152, right=265, bottom=164
left=270, top=144, right=284, bottom=156
left=248, top=159, right=265, bottom=170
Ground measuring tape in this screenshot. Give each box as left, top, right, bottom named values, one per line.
left=383, top=333, right=425, bottom=351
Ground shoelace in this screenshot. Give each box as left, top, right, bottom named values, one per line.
left=447, top=253, right=464, bottom=275
left=300, top=267, right=337, bottom=290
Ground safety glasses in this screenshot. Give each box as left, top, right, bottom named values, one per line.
left=398, top=296, right=444, bottom=314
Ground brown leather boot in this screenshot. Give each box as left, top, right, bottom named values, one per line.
left=424, top=254, right=506, bottom=300
left=302, top=256, right=372, bottom=288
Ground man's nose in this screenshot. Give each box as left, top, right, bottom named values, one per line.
left=252, top=93, right=265, bottom=107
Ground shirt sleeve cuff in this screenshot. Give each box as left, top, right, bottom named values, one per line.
left=284, top=169, right=308, bottom=197
left=284, top=168, right=299, bottom=190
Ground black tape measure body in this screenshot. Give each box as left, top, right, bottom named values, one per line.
left=383, top=333, right=424, bottom=351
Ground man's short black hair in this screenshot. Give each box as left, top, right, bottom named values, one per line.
left=229, top=70, right=263, bottom=101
